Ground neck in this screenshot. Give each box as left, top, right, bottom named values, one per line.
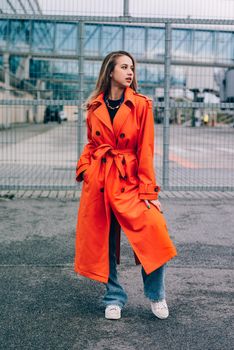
left=108, top=86, right=125, bottom=100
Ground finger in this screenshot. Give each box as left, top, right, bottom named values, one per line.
left=151, top=200, right=161, bottom=208
left=156, top=201, right=162, bottom=211
left=144, top=200, right=151, bottom=209
left=151, top=200, right=163, bottom=213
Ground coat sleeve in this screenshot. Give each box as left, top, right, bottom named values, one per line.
left=137, top=98, right=160, bottom=200
left=76, top=114, right=95, bottom=182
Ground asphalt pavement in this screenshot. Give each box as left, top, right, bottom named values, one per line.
left=0, top=194, right=233, bottom=350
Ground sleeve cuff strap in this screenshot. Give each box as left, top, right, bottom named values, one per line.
left=139, top=183, right=160, bottom=194
left=138, top=183, right=160, bottom=200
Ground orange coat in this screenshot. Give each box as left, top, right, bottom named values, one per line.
left=74, top=87, right=177, bottom=283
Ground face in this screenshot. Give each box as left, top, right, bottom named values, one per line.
left=110, top=55, right=134, bottom=88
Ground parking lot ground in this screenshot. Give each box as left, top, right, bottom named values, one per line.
left=0, top=194, right=233, bottom=350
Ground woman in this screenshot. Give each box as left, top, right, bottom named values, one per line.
left=75, top=51, right=177, bottom=320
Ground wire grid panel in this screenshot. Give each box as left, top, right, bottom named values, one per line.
left=0, top=0, right=234, bottom=190
left=154, top=113, right=234, bottom=191
left=161, top=19, right=234, bottom=191
left=0, top=103, right=79, bottom=190
left=1, top=0, right=234, bottom=20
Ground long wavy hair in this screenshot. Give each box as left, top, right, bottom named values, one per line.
left=85, top=51, right=138, bottom=109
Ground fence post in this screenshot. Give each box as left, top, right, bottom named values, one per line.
left=123, top=0, right=130, bottom=16
left=3, top=54, right=10, bottom=128
left=78, top=21, right=85, bottom=161
left=163, top=22, right=172, bottom=189
left=3, top=53, right=10, bottom=97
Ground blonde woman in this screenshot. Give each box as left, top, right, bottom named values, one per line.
left=75, top=51, right=177, bottom=320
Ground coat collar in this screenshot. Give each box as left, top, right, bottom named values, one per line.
left=90, top=87, right=136, bottom=138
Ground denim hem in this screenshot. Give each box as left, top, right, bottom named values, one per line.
left=148, top=297, right=165, bottom=302
left=144, top=293, right=165, bottom=302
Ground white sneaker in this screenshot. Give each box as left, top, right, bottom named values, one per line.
left=105, top=305, right=121, bottom=320
left=151, top=299, right=169, bottom=319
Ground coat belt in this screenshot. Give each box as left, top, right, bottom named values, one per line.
left=90, top=144, right=136, bottom=178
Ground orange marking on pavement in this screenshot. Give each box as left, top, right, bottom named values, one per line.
left=155, top=149, right=201, bottom=169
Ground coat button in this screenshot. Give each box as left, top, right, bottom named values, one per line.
left=120, top=133, right=125, bottom=138
left=121, top=187, right=125, bottom=193
left=123, top=175, right=127, bottom=180
left=101, top=157, right=106, bottom=163
left=100, top=187, right=104, bottom=192
left=96, top=131, right=101, bottom=136
left=154, top=187, right=159, bottom=192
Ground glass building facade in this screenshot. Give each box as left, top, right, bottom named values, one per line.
left=0, top=20, right=233, bottom=99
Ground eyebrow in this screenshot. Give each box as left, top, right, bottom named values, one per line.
left=121, top=64, right=134, bottom=67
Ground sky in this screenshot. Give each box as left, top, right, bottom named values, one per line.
left=37, top=0, right=234, bottom=19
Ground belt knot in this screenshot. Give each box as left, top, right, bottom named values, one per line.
left=91, top=144, right=135, bottom=179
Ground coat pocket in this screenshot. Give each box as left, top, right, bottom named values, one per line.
left=83, top=170, right=89, bottom=183
left=83, top=158, right=98, bottom=184
left=82, top=161, right=93, bottom=184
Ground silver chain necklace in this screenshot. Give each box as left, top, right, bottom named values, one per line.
left=105, top=97, right=123, bottom=110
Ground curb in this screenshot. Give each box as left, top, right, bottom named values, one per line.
left=0, top=190, right=234, bottom=200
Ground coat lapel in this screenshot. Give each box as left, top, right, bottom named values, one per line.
left=93, top=102, right=114, bottom=134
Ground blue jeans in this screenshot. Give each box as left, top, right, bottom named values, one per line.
left=103, top=215, right=166, bottom=308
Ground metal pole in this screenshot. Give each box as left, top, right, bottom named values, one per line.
left=78, top=21, right=85, bottom=160
left=123, top=0, right=130, bottom=16
left=3, top=53, right=10, bottom=98
left=162, top=23, right=172, bottom=189
left=3, top=53, right=10, bottom=129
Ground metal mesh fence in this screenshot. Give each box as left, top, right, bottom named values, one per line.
left=0, top=0, right=234, bottom=191
left=155, top=109, right=234, bottom=190
left=0, top=102, right=78, bottom=189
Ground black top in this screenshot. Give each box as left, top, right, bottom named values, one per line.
left=104, top=91, right=125, bottom=123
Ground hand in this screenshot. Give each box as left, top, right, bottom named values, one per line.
left=144, top=199, right=163, bottom=213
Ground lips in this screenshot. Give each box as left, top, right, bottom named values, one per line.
left=126, top=78, right=132, bottom=82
